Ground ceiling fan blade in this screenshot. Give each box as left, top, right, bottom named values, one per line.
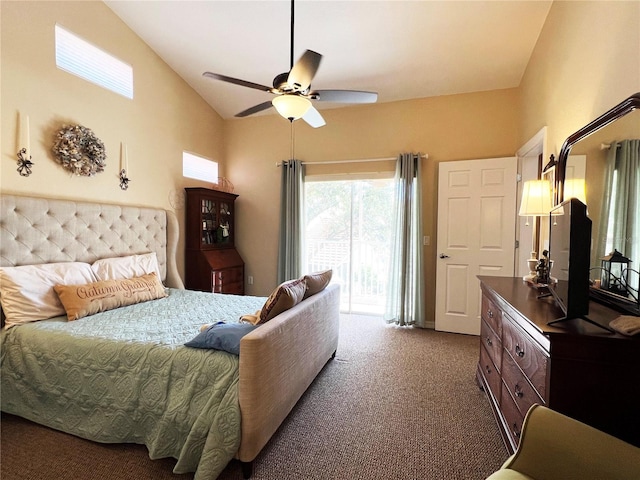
left=203, top=72, right=273, bottom=93
left=302, top=106, right=326, bottom=128
left=287, top=50, right=322, bottom=91
left=310, top=90, right=378, bottom=104
left=235, top=101, right=274, bottom=118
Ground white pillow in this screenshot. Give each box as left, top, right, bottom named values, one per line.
left=91, top=252, right=162, bottom=283
left=0, top=262, right=97, bottom=328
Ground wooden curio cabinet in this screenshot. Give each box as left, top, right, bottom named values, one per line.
left=185, top=187, right=244, bottom=295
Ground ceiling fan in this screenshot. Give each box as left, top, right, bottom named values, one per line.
left=202, top=0, right=378, bottom=128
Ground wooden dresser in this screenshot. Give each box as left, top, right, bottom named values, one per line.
left=477, top=276, right=639, bottom=453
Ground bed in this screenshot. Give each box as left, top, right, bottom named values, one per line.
left=0, top=194, right=340, bottom=479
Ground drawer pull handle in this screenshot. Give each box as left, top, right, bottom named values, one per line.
left=486, top=337, right=493, bottom=347
left=485, top=365, right=492, bottom=374
left=512, top=424, right=521, bottom=438
left=514, top=384, right=524, bottom=398
left=515, top=344, right=525, bottom=357
left=487, top=309, right=494, bottom=319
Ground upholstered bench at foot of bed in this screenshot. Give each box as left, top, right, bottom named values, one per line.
left=236, top=283, right=340, bottom=477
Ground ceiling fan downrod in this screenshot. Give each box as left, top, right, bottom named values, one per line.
left=290, top=0, right=295, bottom=70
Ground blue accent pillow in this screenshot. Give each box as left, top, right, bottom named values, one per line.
left=185, top=322, right=258, bottom=355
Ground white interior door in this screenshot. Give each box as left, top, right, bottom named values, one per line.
left=435, top=157, right=517, bottom=334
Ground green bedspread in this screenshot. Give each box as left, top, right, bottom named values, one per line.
left=1, top=288, right=265, bottom=479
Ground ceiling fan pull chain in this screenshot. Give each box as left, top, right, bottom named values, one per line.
left=290, top=120, right=295, bottom=160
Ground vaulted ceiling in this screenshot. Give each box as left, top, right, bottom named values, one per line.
left=105, top=1, right=552, bottom=120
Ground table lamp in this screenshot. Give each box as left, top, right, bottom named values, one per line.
left=519, top=179, right=553, bottom=282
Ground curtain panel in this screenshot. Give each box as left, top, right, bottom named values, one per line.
left=596, top=139, right=640, bottom=290
left=384, top=153, right=426, bottom=327
left=277, top=159, right=305, bottom=283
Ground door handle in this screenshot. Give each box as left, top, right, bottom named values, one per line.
left=439, top=253, right=450, bottom=259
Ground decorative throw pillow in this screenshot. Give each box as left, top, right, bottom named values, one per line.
left=185, top=322, right=258, bottom=355
left=91, top=252, right=162, bottom=283
left=259, top=278, right=307, bottom=323
left=302, top=269, right=333, bottom=299
left=0, top=262, right=97, bottom=328
left=53, top=273, right=167, bottom=321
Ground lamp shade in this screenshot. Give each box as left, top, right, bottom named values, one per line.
left=519, top=179, right=553, bottom=217
left=563, top=178, right=587, bottom=204
left=272, top=95, right=311, bottom=120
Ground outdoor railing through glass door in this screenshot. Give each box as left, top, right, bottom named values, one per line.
left=304, top=178, right=394, bottom=314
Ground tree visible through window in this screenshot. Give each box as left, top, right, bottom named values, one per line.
left=304, top=178, right=394, bottom=314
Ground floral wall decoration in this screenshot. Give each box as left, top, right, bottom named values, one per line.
left=52, top=124, right=106, bottom=176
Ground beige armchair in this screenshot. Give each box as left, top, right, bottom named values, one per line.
left=487, top=404, right=640, bottom=480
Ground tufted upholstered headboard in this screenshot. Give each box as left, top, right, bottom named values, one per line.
left=0, top=194, right=184, bottom=289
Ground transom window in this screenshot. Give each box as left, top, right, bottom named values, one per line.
left=55, top=24, right=133, bottom=99
left=183, top=152, right=219, bottom=183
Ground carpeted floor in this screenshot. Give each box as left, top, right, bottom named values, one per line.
left=1, top=314, right=508, bottom=480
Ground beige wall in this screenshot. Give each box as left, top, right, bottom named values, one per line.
left=0, top=1, right=225, bottom=278
left=225, top=89, right=521, bottom=326
left=519, top=0, right=640, bottom=153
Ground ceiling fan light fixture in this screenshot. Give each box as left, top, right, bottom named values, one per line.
left=272, top=94, right=311, bottom=120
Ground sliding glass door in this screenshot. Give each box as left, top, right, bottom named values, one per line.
left=304, top=177, right=394, bottom=314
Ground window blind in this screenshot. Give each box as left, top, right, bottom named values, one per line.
left=183, top=152, right=219, bottom=183
left=55, top=24, right=133, bottom=99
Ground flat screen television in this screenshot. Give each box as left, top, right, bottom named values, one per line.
left=546, top=198, right=594, bottom=325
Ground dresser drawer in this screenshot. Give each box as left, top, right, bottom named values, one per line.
left=481, top=319, right=502, bottom=370
left=479, top=344, right=502, bottom=405
left=502, top=313, right=548, bottom=399
left=501, top=348, right=545, bottom=416
left=482, top=295, right=502, bottom=336
left=501, top=382, right=524, bottom=450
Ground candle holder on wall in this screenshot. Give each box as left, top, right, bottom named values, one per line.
left=17, top=148, right=34, bottom=177
left=119, top=169, right=130, bottom=190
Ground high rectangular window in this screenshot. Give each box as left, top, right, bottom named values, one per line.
left=55, top=24, right=133, bottom=99
left=183, top=152, right=219, bottom=183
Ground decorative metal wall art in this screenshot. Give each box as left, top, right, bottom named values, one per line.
left=52, top=124, right=106, bottom=176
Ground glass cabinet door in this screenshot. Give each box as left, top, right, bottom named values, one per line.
left=218, top=201, right=232, bottom=244
left=201, top=198, right=217, bottom=245
left=186, top=188, right=237, bottom=250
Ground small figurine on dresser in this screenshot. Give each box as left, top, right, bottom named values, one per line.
left=535, top=250, right=551, bottom=285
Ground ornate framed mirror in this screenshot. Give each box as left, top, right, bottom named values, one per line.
left=555, top=92, right=640, bottom=315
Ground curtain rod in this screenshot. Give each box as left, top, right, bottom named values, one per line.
left=600, top=142, right=622, bottom=150
left=276, top=153, right=428, bottom=167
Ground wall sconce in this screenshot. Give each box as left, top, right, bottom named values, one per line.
left=17, top=113, right=33, bottom=177
left=542, top=154, right=556, bottom=173
left=519, top=179, right=553, bottom=282
left=119, top=142, right=130, bottom=190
